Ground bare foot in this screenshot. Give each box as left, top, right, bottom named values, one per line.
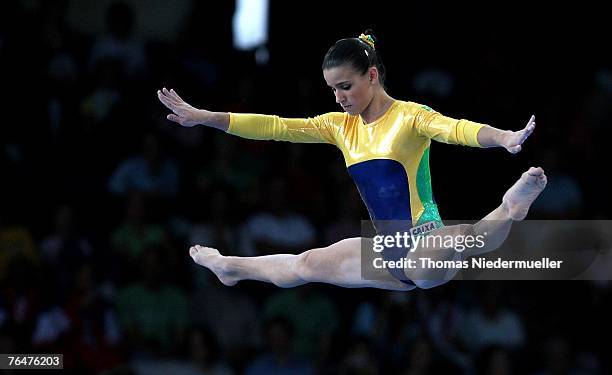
left=502, top=167, right=548, bottom=220
left=189, top=245, right=238, bottom=286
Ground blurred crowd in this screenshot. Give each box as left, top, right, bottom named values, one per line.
left=0, top=1, right=610, bottom=374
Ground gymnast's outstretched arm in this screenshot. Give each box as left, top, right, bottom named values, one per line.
left=157, top=87, right=338, bottom=144
left=416, top=107, right=536, bottom=154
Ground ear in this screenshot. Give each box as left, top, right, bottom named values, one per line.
left=368, top=66, right=379, bottom=84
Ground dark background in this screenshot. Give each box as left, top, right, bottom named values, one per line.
left=0, top=1, right=610, bottom=374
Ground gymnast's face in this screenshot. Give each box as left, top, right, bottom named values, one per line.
left=323, top=65, right=377, bottom=116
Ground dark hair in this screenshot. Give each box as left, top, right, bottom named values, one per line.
left=322, top=29, right=387, bottom=86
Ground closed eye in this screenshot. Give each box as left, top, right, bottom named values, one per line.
left=331, top=85, right=351, bottom=92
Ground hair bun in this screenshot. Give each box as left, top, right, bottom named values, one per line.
left=358, top=32, right=376, bottom=50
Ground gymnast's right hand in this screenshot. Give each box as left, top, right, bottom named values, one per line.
left=157, top=87, right=209, bottom=127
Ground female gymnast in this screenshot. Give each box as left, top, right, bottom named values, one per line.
left=157, top=31, right=547, bottom=291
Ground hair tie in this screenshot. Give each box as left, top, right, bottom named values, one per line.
left=358, top=33, right=375, bottom=50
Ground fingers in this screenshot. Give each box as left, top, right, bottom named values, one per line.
left=168, top=89, right=185, bottom=103
left=167, top=114, right=182, bottom=124
left=157, top=87, right=181, bottom=107
left=162, top=87, right=177, bottom=101
left=526, top=114, right=535, bottom=127
left=518, top=127, right=533, bottom=144
left=157, top=90, right=179, bottom=111
left=158, top=87, right=198, bottom=127
left=515, top=114, right=536, bottom=146
left=524, top=114, right=536, bottom=133
left=160, top=88, right=181, bottom=106
left=522, top=114, right=536, bottom=136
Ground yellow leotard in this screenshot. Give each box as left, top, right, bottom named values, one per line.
left=228, top=100, right=484, bottom=229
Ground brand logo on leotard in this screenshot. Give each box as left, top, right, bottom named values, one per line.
left=410, top=221, right=439, bottom=236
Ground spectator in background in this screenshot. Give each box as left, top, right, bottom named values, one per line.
left=263, top=286, right=338, bottom=360
left=31, top=271, right=71, bottom=354
left=115, top=246, right=189, bottom=357
left=88, top=1, right=145, bottom=78
left=42, top=1, right=81, bottom=142
left=420, top=289, right=473, bottom=373
left=1, top=254, right=43, bottom=352
left=240, top=177, right=316, bottom=256
left=81, top=58, right=124, bottom=128
left=190, top=271, right=261, bottom=369
left=0, top=215, right=38, bottom=282
left=130, top=327, right=234, bottom=375
left=324, top=186, right=363, bottom=245
left=187, top=188, right=236, bottom=261
left=368, top=292, right=424, bottom=368
left=108, top=132, right=179, bottom=198
left=245, top=317, right=314, bottom=375
left=337, top=335, right=380, bottom=375
left=63, top=263, right=123, bottom=372
left=195, top=135, right=257, bottom=194
left=110, top=192, right=169, bottom=286
left=459, top=283, right=525, bottom=354
left=187, top=328, right=233, bottom=375
left=40, top=205, right=94, bottom=292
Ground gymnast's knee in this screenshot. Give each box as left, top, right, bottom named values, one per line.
left=295, top=249, right=318, bottom=282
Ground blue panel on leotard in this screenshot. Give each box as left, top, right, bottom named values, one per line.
left=348, top=159, right=415, bottom=285
left=347, top=159, right=412, bottom=224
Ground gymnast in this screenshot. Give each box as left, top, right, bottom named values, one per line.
left=157, top=30, right=547, bottom=290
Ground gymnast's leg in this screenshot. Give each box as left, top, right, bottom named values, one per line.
left=189, top=167, right=546, bottom=290
left=405, top=167, right=548, bottom=289
left=189, top=237, right=414, bottom=291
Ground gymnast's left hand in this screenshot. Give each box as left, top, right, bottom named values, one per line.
left=502, top=115, right=536, bottom=154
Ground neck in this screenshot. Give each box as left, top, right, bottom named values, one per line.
left=360, top=90, right=394, bottom=124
